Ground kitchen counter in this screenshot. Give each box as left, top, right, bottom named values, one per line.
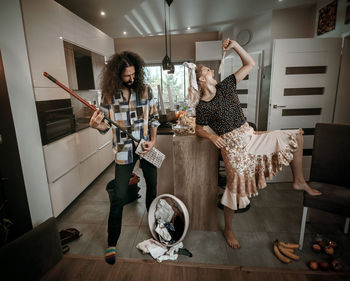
left=157, top=135, right=219, bottom=231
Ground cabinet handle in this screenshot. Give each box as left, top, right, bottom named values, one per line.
left=52, top=163, right=79, bottom=183
left=98, top=140, right=111, bottom=150
left=80, top=151, right=97, bottom=163
left=272, top=104, right=287, bottom=109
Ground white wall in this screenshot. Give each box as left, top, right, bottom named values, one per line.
left=220, top=12, right=272, bottom=66
left=0, top=0, right=52, bottom=226
left=315, top=0, right=350, bottom=37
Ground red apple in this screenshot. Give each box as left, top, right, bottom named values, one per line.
left=308, top=260, right=319, bottom=270
left=312, top=243, right=322, bottom=253
left=328, top=240, right=338, bottom=248
left=324, top=245, right=334, bottom=255
left=319, top=260, right=329, bottom=271
left=330, top=259, right=343, bottom=271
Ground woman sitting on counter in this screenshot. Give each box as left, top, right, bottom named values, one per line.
left=184, top=38, right=321, bottom=250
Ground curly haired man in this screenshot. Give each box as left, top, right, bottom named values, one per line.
left=89, top=51, right=160, bottom=264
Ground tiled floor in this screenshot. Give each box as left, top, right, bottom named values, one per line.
left=57, top=163, right=350, bottom=270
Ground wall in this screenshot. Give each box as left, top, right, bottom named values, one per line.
left=271, top=4, right=316, bottom=61
left=220, top=13, right=272, bottom=66
left=0, top=0, right=52, bottom=226
left=334, top=35, right=350, bottom=123
left=315, top=0, right=350, bottom=37
left=115, top=32, right=219, bottom=63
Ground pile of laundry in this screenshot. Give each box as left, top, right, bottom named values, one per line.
left=136, top=198, right=192, bottom=263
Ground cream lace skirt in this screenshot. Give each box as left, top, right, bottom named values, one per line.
left=220, top=122, right=301, bottom=210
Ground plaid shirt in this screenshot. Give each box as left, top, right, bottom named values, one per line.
left=100, top=86, right=160, bottom=165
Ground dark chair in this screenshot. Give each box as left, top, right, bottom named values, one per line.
left=0, top=217, right=63, bottom=281
left=298, top=123, right=350, bottom=249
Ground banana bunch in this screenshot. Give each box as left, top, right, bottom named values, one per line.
left=273, top=240, right=300, bottom=264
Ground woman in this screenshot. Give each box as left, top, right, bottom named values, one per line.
left=184, top=38, right=321, bottom=249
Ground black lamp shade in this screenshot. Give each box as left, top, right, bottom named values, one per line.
left=162, top=54, right=172, bottom=70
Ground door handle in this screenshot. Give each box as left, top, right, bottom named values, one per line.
left=273, top=104, right=287, bottom=109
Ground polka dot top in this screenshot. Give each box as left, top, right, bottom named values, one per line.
left=195, top=74, right=246, bottom=136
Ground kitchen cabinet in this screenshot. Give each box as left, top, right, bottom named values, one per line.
left=92, top=52, right=105, bottom=90
left=49, top=164, right=80, bottom=217
left=79, top=152, right=100, bottom=190
left=20, top=0, right=114, bottom=100
left=97, top=141, right=114, bottom=175
left=43, top=133, right=79, bottom=183
left=64, top=42, right=78, bottom=90
left=43, top=127, right=113, bottom=216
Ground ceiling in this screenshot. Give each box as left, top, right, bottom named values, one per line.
left=55, top=0, right=316, bottom=38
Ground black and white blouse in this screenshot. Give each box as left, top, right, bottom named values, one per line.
left=195, top=74, right=246, bottom=136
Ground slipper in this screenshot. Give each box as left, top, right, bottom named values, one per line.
left=59, top=228, right=82, bottom=245
left=62, top=244, right=70, bottom=254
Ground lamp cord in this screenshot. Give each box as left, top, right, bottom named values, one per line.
left=164, top=1, right=168, bottom=56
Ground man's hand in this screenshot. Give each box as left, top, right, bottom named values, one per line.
left=139, top=140, right=156, bottom=155
left=89, top=110, right=108, bottom=131
left=210, top=135, right=227, bottom=149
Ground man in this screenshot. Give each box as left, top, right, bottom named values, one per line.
left=89, top=51, right=160, bottom=264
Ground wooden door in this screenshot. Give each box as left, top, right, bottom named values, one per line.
left=268, top=38, right=342, bottom=182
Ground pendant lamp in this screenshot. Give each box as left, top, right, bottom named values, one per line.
left=161, top=0, right=174, bottom=73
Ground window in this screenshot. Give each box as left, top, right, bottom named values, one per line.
left=145, top=64, right=189, bottom=111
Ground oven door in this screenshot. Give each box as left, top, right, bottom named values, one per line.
left=40, top=107, right=75, bottom=144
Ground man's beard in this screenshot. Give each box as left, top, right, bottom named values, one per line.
left=123, top=81, right=135, bottom=89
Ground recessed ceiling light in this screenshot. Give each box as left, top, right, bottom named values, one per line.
left=123, top=31, right=127, bottom=35
left=100, top=11, right=106, bottom=16
left=278, top=0, right=283, bottom=2
left=187, top=27, right=191, bottom=30
left=59, top=36, right=63, bottom=40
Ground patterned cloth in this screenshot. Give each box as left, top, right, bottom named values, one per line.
left=220, top=123, right=301, bottom=210
left=195, top=74, right=245, bottom=135
left=100, top=86, right=160, bottom=165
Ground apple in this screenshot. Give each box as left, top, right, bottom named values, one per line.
left=308, top=260, right=318, bottom=270
left=324, top=245, right=334, bottom=255
left=328, top=240, right=338, bottom=248
left=312, top=243, right=322, bottom=253
left=319, top=261, right=329, bottom=271
left=330, top=259, right=342, bottom=271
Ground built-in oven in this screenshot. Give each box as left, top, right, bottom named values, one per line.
left=36, top=99, right=76, bottom=145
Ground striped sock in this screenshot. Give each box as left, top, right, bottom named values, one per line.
left=105, top=246, right=116, bottom=265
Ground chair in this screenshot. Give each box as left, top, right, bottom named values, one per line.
left=298, top=123, right=350, bottom=249
left=0, top=217, right=63, bottom=281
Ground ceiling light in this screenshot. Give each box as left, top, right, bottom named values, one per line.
left=123, top=31, right=127, bottom=35
left=278, top=0, right=283, bottom=2
left=59, top=36, right=63, bottom=40
left=100, top=11, right=106, bottom=16
left=187, top=27, right=191, bottom=30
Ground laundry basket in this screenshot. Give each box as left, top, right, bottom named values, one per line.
left=148, top=194, right=189, bottom=247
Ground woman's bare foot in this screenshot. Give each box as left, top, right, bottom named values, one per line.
left=224, top=228, right=241, bottom=249
left=293, top=182, right=322, bottom=196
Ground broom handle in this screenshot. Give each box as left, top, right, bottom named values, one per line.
left=42, top=72, right=140, bottom=143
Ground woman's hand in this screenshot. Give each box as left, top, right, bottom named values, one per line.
left=210, top=135, right=227, bottom=149
left=139, top=140, right=156, bottom=155
left=222, top=38, right=238, bottom=51
left=89, top=110, right=108, bottom=131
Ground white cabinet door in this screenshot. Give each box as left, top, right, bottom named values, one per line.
left=96, top=128, right=113, bottom=149
left=76, top=127, right=98, bottom=162
left=21, top=0, right=69, bottom=88
left=79, top=152, right=100, bottom=190
left=49, top=164, right=81, bottom=217
left=98, top=141, right=114, bottom=174
left=91, top=52, right=105, bottom=90
left=43, top=134, right=79, bottom=183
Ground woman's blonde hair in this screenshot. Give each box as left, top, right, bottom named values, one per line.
left=187, top=65, right=205, bottom=107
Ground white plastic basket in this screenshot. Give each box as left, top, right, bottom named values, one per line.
left=148, top=194, right=189, bottom=247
